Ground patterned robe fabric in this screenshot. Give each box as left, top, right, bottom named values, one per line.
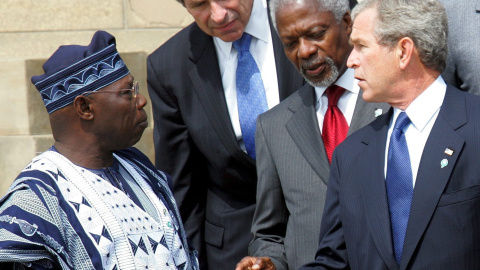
left=0, top=147, right=199, bottom=270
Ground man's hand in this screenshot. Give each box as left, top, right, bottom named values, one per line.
left=235, top=256, right=276, bottom=270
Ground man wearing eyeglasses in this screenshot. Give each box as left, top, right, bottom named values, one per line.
left=0, top=31, right=199, bottom=270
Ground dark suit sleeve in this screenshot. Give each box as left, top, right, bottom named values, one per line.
left=439, top=0, right=480, bottom=95
left=146, top=54, right=207, bottom=264
left=300, top=151, right=349, bottom=270
left=349, top=0, right=357, bottom=9
left=249, top=116, right=289, bottom=270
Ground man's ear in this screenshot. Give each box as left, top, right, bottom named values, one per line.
left=343, top=11, right=353, bottom=35
left=397, top=37, right=415, bottom=70
left=73, top=96, right=94, bottom=120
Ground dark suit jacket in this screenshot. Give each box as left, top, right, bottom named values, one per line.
left=439, top=0, right=480, bottom=95
left=250, top=83, right=389, bottom=270
left=301, top=85, right=480, bottom=270
left=349, top=0, right=357, bottom=9
left=147, top=19, right=303, bottom=269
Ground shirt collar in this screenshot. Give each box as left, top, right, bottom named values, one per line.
left=314, top=68, right=358, bottom=102
left=392, top=76, right=446, bottom=131
left=244, top=0, right=269, bottom=43
left=213, top=0, right=270, bottom=59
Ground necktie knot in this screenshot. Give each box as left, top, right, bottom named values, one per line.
left=394, top=112, right=411, bottom=132
left=233, top=33, right=252, bottom=52
left=326, top=85, right=346, bottom=107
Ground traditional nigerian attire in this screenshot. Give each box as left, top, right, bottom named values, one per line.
left=0, top=147, right=198, bottom=270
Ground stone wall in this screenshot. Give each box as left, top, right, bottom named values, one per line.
left=0, top=0, right=193, bottom=196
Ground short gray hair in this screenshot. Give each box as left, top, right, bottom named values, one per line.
left=270, top=0, right=350, bottom=32
left=352, top=0, right=448, bottom=73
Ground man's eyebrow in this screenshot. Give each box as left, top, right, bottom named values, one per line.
left=349, top=36, right=358, bottom=46
left=187, top=0, right=204, bottom=6
left=349, top=34, right=363, bottom=45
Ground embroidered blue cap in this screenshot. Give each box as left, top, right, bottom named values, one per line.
left=31, top=30, right=130, bottom=114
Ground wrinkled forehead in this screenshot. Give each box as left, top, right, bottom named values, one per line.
left=350, top=8, right=377, bottom=44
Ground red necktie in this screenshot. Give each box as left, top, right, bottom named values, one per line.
left=322, top=85, right=349, bottom=163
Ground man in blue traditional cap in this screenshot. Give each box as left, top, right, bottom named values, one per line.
left=0, top=31, right=198, bottom=270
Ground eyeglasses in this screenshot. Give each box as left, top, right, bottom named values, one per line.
left=82, top=81, right=139, bottom=100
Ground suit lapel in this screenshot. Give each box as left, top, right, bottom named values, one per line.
left=186, top=15, right=300, bottom=167
left=359, top=109, right=400, bottom=270
left=401, top=87, right=466, bottom=269
left=285, top=85, right=330, bottom=184
left=187, top=25, right=254, bottom=167
left=285, top=89, right=389, bottom=184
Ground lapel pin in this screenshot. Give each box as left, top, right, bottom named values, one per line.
left=374, top=108, right=383, bottom=118
left=440, top=159, right=448, bottom=168
left=444, top=148, right=454, bottom=156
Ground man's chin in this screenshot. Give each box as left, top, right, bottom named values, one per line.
left=302, top=69, right=339, bottom=88
left=360, top=90, right=380, bottom=103
left=215, top=27, right=244, bottom=42
left=303, top=75, right=337, bottom=88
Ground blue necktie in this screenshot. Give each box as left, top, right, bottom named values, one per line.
left=234, top=33, right=268, bottom=159
left=386, top=112, right=413, bottom=265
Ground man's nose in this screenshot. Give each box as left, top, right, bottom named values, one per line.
left=210, top=1, right=227, bottom=23
left=347, top=49, right=359, bottom=69
left=297, top=38, right=317, bottom=59
left=136, top=92, right=148, bottom=109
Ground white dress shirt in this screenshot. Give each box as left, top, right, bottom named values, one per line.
left=213, top=0, right=278, bottom=148
left=384, top=76, right=447, bottom=186
left=314, top=68, right=359, bottom=133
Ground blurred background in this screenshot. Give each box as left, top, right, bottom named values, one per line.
left=0, top=0, right=194, bottom=196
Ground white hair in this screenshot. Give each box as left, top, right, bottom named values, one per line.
left=270, top=0, right=350, bottom=32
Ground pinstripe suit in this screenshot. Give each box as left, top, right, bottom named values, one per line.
left=301, top=86, right=480, bottom=270
left=146, top=19, right=303, bottom=269
left=249, top=83, right=389, bottom=270
left=439, top=0, right=480, bottom=95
